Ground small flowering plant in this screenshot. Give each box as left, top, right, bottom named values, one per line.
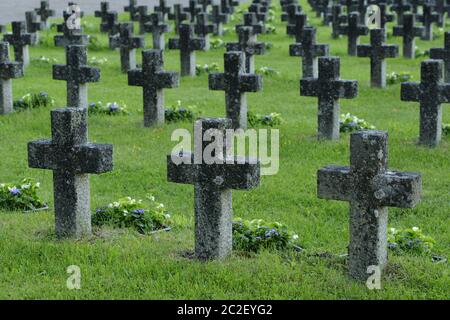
left=387, top=71, right=413, bottom=85
left=0, top=179, right=46, bottom=211
left=442, top=124, right=450, bottom=136
left=13, top=92, right=55, bottom=111
left=388, top=227, right=436, bottom=255
left=210, top=38, right=225, bottom=49
left=339, top=113, right=376, bottom=133
left=256, top=66, right=280, bottom=76
left=232, top=218, right=301, bottom=252
left=196, top=63, right=220, bottom=75
left=88, top=102, right=129, bottom=115
left=248, top=111, right=283, bottom=127
left=92, top=196, right=171, bottom=234
left=414, top=46, right=429, bottom=58
left=88, top=56, right=108, bottom=66
left=165, top=100, right=198, bottom=123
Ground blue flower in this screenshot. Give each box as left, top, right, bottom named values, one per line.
left=39, top=92, right=48, bottom=98
left=109, top=103, right=119, bottom=112
left=132, top=209, right=145, bottom=215
left=265, top=228, right=280, bottom=238
left=9, top=187, right=20, bottom=196
left=89, top=102, right=97, bottom=108
left=179, top=108, right=186, bottom=113
left=96, top=208, right=105, bottom=213
left=348, top=122, right=357, bottom=127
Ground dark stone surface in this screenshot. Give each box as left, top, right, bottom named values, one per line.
left=430, top=31, right=450, bottom=83
left=154, top=0, right=172, bottom=20
left=286, top=12, right=308, bottom=43
left=236, top=12, right=265, bottom=36
left=393, top=13, right=424, bottom=59
left=338, top=11, right=368, bottom=56
left=194, top=12, right=216, bottom=50
left=391, top=0, right=412, bottom=25
left=328, top=4, right=346, bottom=39
left=184, top=0, right=202, bottom=22
left=0, top=41, right=24, bottom=114
left=281, top=3, right=302, bottom=25
left=3, top=21, right=35, bottom=66
left=168, top=4, right=190, bottom=35
left=95, top=2, right=119, bottom=35
left=226, top=26, right=265, bottom=73
left=109, top=23, right=145, bottom=73
left=318, top=130, right=421, bottom=281
left=210, top=4, right=228, bottom=36
left=144, top=12, right=170, bottom=50
left=54, top=9, right=88, bottom=48
left=416, top=3, right=440, bottom=41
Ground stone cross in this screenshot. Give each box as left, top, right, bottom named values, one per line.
left=99, top=11, right=119, bottom=35
left=318, top=130, right=421, bottom=281
left=290, top=27, right=329, bottom=78
left=137, top=5, right=152, bottom=35
left=211, top=4, right=229, bottom=36
left=416, top=3, right=440, bottom=41
left=168, top=4, right=190, bottom=35
left=287, top=13, right=308, bottom=43
left=236, top=12, right=265, bottom=39
left=198, top=0, right=212, bottom=12
left=145, top=13, right=170, bottom=50
left=316, top=0, right=331, bottom=25
left=226, top=26, right=265, bottom=73
left=95, top=2, right=111, bottom=26
left=184, top=0, right=203, bottom=23
left=53, top=45, right=100, bottom=109
left=194, top=13, right=217, bottom=50
left=357, top=28, right=398, bottom=88
left=0, top=42, right=23, bottom=115
left=435, top=0, right=450, bottom=27
left=125, top=0, right=140, bottom=21
left=328, top=4, right=347, bottom=39
left=340, top=0, right=357, bottom=14
left=34, top=0, right=55, bottom=29
left=281, top=4, right=302, bottom=25
left=300, top=56, right=358, bottom=140
left=209, top=51, right=263, bottom=129
left=378, top=3, right=395, bottom=30
left=28, top=107, right=113, bottom=238
left=128, top=49, right=179, bottom=127
left=393, top=13, right=425, bottom=59
left=391, top=0, right=412, bottom=25
left=168, top=23, right=206, bottom=77
left=401, top=59, right=450, bottom=146
left=430, top=31, right=450, bottom=83
left=248, top=3, right=268, bottom=23
left=355, top=0, right=366, bottom=23
left=3, top=21, right=35, bottom=67
left=167, top=118, right=260, bottom=260
left=338, top=12, right=368, bottom=56
left=109, top=23, right=145, bottom=73
left=54, top=11, right=88, bottom=48
left=25, top=11, right=44, bottom=35
left=220, top=0, right=235, bottom=14
left=154, top=0, right=172, bottom=20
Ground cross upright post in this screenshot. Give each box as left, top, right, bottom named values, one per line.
left=226, top=26, right=265, bottom=73
left=109, top=23, right=145, bottom=73
left=211, top=4, right=229, bottom=36
left=145, top=13, right=170, bottom=50
left=338, top=11, right=368, bottom=56
left=416, top=3, right=441, bottom=41
left=194, top=12, right=217, bottom=50
left=0, top=42, right=24, bottom=114
left=286, top=12, right=308, bottom=42
left=125, top=0, right=140, bottom=21
left=168, top=4, right=190, bottom=35
left=25, top=11, right=44, bottom=44
left=184, top=0, right=203, bottom=22
left=236, top=12, right=265, bottom=40
left=391, top=0, right=412, bottom=25
left=137, top=5, right=151, bottom=35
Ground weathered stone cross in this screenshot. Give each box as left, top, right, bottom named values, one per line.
left=3, top=21, right=35, bottom=67
left=248, top=3, right=268, bottom=23
left=194, top=13, right=217, bottom=50
left=136, top=5, right=151, bottom=35
left=0, top=42, right=23, bottom=115
left=168, top=4, right=190, bottom=35
left=401, top=59, right=450, bottom=146
left=378, top=3, right=395, bottom=30
left=391, top=0, right=412, bottom=25
left=209, top=51, right=263, bottom=129
left=54, top=11, right=88, bottom=48
left=198, top=0, right=212, bottom=12
left=28, top=107, right=113, bottom=238
left=338, top=11, right=368, bottom=56
left=211, top=4, right=229, bottom=36
left=290, top=27, right=329, bottom=78
left=168, top=23, right=206, bottom=77
left=128, top=49, right=179, bottom=127
left=184, top=0, right=203, bottom=22
left=328, top=4, right=347, bottom=39
left=124, top=0, right=140, bottom=21
left=25, top=11, right=44, bottom=35
left=154, top=0, right=172, bottom=20
left=167, top=118, right=260, bottom=260
left=144, top=13, right=170, bottom=50
left=95, top=2, right=112, bottom=27
left=430, top=31, right=450, bottom=83
left=300, top=56, right=358, bottom=140
left=34, top=0, right=55, bottom=29
left=236, top=12, right=265, bottom=39
left=318, top=130, right=421, bottom=281
left=357, top=28, right=398, bottom=88
left=281, top=3, right=302, bottom=25
left=109, top=23, right=145, bottom=73
left=226, top=26, right=265, bottom=73
left=393, top=13, right=425, bottom=59
left=416, top=3, right=440, bottom=41
left=287, top=13, right=308, bottom=43
left=53, top=45, right=100, bottom=109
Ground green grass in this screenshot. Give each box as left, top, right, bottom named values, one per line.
left=0, top=3, right=449, bottom=299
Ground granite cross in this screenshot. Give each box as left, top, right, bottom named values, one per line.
left=401, top=59, right=450, bottom=146
left=0, top=42, right=24, bottom=115
left=109, top=23, right=145, bottom=73
left=211, top=4, right=229, bottom=36
left=338, top=11, right=368, bottom=56
left=168, top=23, right=206, bottom=77
left=125, top=0, right=140, bottom=21
left=54, top=11, right=88, bottom=48
left=194, top=12, right=217, bottom=50
left=167, top=118, right=260, bottom=260
left=281, top=4, right=303, bottom=25
left=34, top=0, right=55, bottom=29
left=318, top=130, right=421, bottom=281
left=393, top=13, right=425, bottom=59
left=53, top=45, right=100, bottom=109
left=168, top=4, right=190, bottom=34
left=226, top=26, right=265, bottom=73
left=94, top=2, right=111, bottom=26
left=100, top=11, right=119, bottom=35
left=209, top=51, right=263, bottom=129
left=236, top=12, right=265, bottom=39
left=416, top=3, right=440, bottom=41
left=391, top=0, right=412, bottom=25
left=286, top=12, right=308, bottom=43
left=145, top=13, right=170, bottom=50
left=198, top=0, right=212, bottom=12
left=328, top=4, right=347, bottom=39
left=248, top=3, right=268, bottom=23
left=290, top=27, right=329, bottom=78
left=184, top=0, right=203, bottom=22
left=137, top=5, right=152, bottom=35
left=154, top=0, right=172, bottom=21
left=28, top=107, right=113, bottom=238
left=300, top=56, right=358, bottom=140
left=25, top=11, right=44, bottom=35
left=3, top=21, right=35, bottom=67
left=357, top=28, right=398, bottom=88
left=430, top=31, right=450, bottom=83
left=378, top=3, right=395, bottom=30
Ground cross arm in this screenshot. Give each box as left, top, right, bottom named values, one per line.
left=156, top=71, right=180, bottom=89
left=0, top=62, right=24, bottom=79
left=127, top=69, right=143, bottom=87
left=289, top=43, right=304, bottom=57
left=208, top=73, right=226, bottom=91
left=429, top=48, right=445, bottom=60
left=400, top=82, right=420, bottom=102
left=413, top=26, right=425, bottom=37
left=131, top=36, right=145, bottom=49
left=248, top=42, right=265, bottom=55
left=392, top=26, right=403, bottom=37
left=381, top=45, right=399, bottom=58
left=28, top=139, right=55, bottom=170
left=226, top=42, right=240, bottom=51
left=109, top=35, right=121, bottom=49
left=373, top=171, right=421, bottom=208
left=189, top=38, right=206, bottom=51
left=334, top=80, right=358, bottom=99
left=300, top=78, right=319, bottom=96
left=356, top=44, right=371, bottom=57
left=52, top=64, right=68, bottom=80
left=317, top=165, right=352, bottom=201
left=76, top=143, right=113, bottom=174
left=79, top=66, right=101, bottom=83
left=438, top=83, right=450, bottom=103
left=222, top=156, right=260, bottom=190
left=313, top=44, right=329, bottom=57
left=167, top=152, right=195, bottom=185
left=239, top=74, right=263, bottom=92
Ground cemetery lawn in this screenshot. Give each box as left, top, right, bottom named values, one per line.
left=0, top=2, right=449, bottom=299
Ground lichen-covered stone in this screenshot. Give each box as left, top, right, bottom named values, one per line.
left=34, top=1, right=55, bottom=29
left=109, top=23, right=145, bottom=73
left=194, top=13, right=216, bottom=50
left=144, top=13, right=170, bottom=50
left=226, top=26, right=265, bottom=73
left=168, top=4, right=190, bottom=35
left=393, top=14, right=424, bottom=59
left=286, top=12, right=308, bottom=43
left=0, top=42, right=24, bottom=115
left=430, top=31, right=450, bottom=83
left=3, top=21, right=35, bottom=67
left=337, top=12, right=368, bottom=56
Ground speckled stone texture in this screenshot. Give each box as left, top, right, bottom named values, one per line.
left=391, top=0, right=411, bottom=25
left=393, top=14, right=424, bottom=59
left=211, top=5, right=228, bottom=36
left=28, top=108, right=113, bottom=238
left=286, top=12, right=308, bottom=43
left=194, top=13, right=216, bottom=51
left=137, top=6, right=151, bottom=35
left=337, top=12, right=368, bottom=56
left=357, top=28, right=398, bottom=88
left=236, top=12, right=265, bottom=39
left=184, top=0, right=202, bottom=22
left=167, top=118, right=260, bottom=260
left=300, top=56, right=358, bottom=140
left=401, top=60, right=450, bottom=146
left=34, top=1, right=55, bottom=29
left=3, top=21, right=35, bottom=67
left=128, top=49, right=179, bottom=127
left=109, top=23, right=144, bottom=73
left=209, top=51, right=262, bottom=129
left=430, top=32, right=450, bottom=83
left=226, top=26, right=265, bottom=74
left=154, top=0, right=172, bottom=21
left=124, top=0, right=139, bottom=21
left=54, top=10, right=88, bottom=48
left=53, top=45, right=100, bottom=109
left=144, top=13, right=170, bottom=50
left=378, top=3, right=394, bottom=30
left=416, top=3, right=440, bottom=41
left=168, top=24, right=205, bottom=77
left=318, top=130, right=422, bottom=281
left=25, top=11, right=44, bottom=44
left=248, top=3, right=267, bottom=23
left=168, top=4, right=190, bottom=35
left=281, top=4, right=302, bottom=25
left=290, top=26, right=329, bottom=79
left=0, top=42, right=24, bottom=114
left=329, top=4, right=347, bottom=39
left=95, top=2, right=119, bottom=35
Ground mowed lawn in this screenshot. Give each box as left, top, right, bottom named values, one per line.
left=0, top=2, right=449, bottom=299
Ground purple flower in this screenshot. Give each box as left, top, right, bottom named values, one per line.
left=109, top=103, right=119, bottom=112
left=348, top=122, right=357, bottom=127
left=132, top=209, right=145, bottom=215
left=9, top=187, right=20, bottom=196
left=96, top=208, right=105, bottom=213
left=265, top=228, right=280, bottom=238
left=89, top=102, right=97, bottom=108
